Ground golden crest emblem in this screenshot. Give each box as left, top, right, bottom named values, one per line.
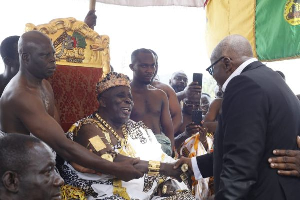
left=284, top=0, right=300, bottom=25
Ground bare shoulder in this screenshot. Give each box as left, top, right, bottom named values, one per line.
left=152, top=81, right=175, bottom=95
left=1, top=78, right=44, bottom=111
left=148, top=85, right=168, bottom=98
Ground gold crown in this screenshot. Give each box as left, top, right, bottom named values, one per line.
left=96, top=72, right=131, bottom=95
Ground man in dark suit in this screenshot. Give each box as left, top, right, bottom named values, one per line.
left=175, top=34, right=300, bottom=199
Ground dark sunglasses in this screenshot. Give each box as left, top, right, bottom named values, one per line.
left=206, top=56, right=225, bottom=76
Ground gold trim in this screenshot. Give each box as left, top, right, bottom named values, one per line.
left=25, top=17, right=110, bottom=78
left=113, top=179, right=130, bottom=200
left=89, top=135, right=106, bottom=152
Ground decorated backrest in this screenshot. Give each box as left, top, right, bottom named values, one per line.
left=25, top=18, right=110, bottom=131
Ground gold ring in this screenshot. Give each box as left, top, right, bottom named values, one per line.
left=180, top=173, right=188, bottom=181
left=162, top=185, right=167, bottom=194
left=181, top=163, right=189, bottom=173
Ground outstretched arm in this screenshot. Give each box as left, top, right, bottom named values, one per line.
left=15, top=93, right=142, bottom=181
left=73, top=126, right=182, bottom=181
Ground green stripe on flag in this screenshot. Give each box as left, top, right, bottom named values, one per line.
left=256, top=0, right=300, bottom=61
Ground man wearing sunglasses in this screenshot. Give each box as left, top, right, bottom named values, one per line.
left=175, top=34, right=300, bottom=199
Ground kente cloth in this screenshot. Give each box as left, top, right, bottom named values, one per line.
left=154, top=134, right=172, bottom=157
left=179, top=134, right=213, bottom=200
left=60, top=115, right=195, bottom=200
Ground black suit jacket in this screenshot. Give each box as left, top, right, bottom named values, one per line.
left=197, top=61, right=300, bottom=199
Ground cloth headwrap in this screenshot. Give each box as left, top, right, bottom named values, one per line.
left=96, top=72, right=131, bottom=95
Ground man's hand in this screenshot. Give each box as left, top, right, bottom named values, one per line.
left=184, top=82, right=202, bottom=99
left=185, top=122, right=200, bottom=137
left=84, top=10, right=97, bottom=29
left=114, top=158, right=144, bottom=181
left=161, top=163, right=182, bottom=181
left=174, top=157, right=192, bottom=171
left=133, top=159, right=148, bottom=174
left=268, top=136, right=300, bottom=177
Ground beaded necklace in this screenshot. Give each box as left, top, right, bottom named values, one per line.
left=95, top=113, right=127, bottom=143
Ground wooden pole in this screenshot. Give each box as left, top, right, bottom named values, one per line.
left=89, top=0, right=96, bottom=10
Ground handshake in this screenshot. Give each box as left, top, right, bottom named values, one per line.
left=173, top=157, right=194, bottom=190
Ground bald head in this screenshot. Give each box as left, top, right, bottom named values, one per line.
left=18, top=31, right=52, bottom=55
left=211, top=34, right=253, bottom=63
left=17, top=31, right=56, bottom=79
left=130, top=48, right=154, bottom=64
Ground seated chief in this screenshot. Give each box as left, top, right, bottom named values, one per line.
left=59, top=72, right=195, bottom=200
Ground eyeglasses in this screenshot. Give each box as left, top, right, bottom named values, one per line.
left=174, top=76, right=188, bottom=82
left=206, top=56, right=225, bottom=76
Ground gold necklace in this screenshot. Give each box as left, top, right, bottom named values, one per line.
left=95, top=113, right=128, bottom=144
left=95, top=113, right=136, bottom=157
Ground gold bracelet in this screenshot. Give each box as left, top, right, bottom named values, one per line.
left=148, top=160, right=160, bottom=176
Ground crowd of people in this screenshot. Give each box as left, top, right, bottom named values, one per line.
left=0, top=11, right=300, bottom=200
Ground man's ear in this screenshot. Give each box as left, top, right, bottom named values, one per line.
left=2, top=171, right=19, bottom=193
left=129, top=64, right=134, bottom=71
left=21, top=53, right=29, bottom=64
left=3, top=57, right=12, bottom=66
left=223, top=57, right=232, bottom=72
left=99, top=97, right=107, bottom=108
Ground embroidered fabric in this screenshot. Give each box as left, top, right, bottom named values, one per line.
left=60, top=114, right=194, bottom=200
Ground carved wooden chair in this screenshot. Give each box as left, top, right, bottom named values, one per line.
left=25, top=18, right=110, bottom=131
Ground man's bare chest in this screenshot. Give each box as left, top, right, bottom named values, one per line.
left=40, top=87, right=55, bottom=116
left=131, top=94, right=162, bottom=117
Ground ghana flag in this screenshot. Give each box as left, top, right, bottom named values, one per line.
left=206, top=0, right=300, bottom=61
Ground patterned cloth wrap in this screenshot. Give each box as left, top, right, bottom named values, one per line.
left=59, top=115, right=195, bottom=200
left=179, top=133, right=213, bottom=200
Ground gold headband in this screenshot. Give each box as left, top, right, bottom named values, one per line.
left=96, top=72, right=131, bottom=95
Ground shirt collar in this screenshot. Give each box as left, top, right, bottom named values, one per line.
left=222, top=58, right=258, bottom=92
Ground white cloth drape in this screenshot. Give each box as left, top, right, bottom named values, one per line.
left=96, top=0, right=206, bottom=7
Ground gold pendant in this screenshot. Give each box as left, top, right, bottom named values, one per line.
left=89, top=135, right=106, bottom=152
left=101, top=153, right=113, bottom=162
left=103, top=131, right=111, bottom=143
left=125, top=143, right=136, bottom=157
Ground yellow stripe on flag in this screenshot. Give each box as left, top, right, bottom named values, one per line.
left=205, top=0, right=257, bottom=58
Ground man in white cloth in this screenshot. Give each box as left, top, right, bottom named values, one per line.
left=59, top=72, right=195, bottom=200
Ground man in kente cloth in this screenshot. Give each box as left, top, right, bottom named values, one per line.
left=59, top=72, right=195, bottom=200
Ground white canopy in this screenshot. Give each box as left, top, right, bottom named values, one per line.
left=96, top=0, right=206, bottom=7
